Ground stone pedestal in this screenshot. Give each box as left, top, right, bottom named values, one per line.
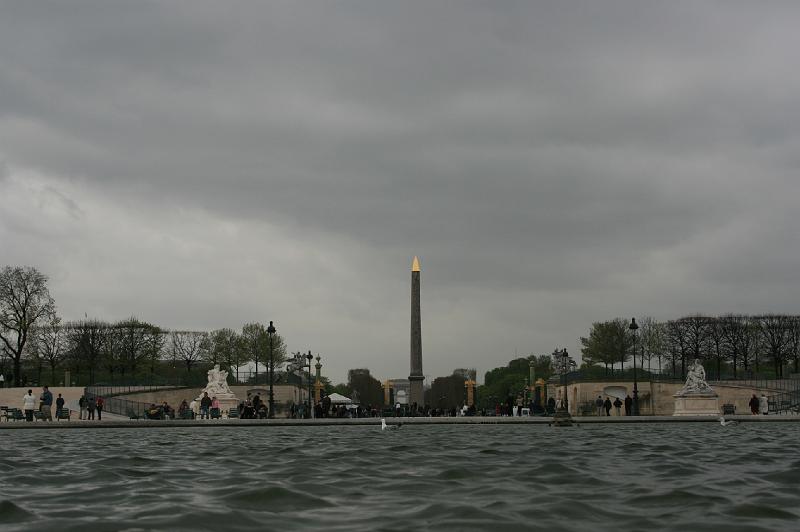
left=673, top=393, right=720, bottom=416
left=194, top=393, right=239, bottom=417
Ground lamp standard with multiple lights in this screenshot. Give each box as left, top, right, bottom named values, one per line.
left=551, top=348, right=575, bottom=426
left=305, top=351, right=314, bottom=417
left=629, top=317, right=640, bottom=416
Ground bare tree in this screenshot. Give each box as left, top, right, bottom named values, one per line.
left=755, top=314, right=791, bottom=378
left=679, top=315, right=712, bottom=363
left=171, top=331, right=209, bottom=373
left=666, top=320, right=690, bottom=378
left=67, top=320, right=108, bottom=384
left=706, top=316, right=726, bottom=380
left=639, top=317, right=665, bottom=373
left=786, top=317, right=800, bottom=375
left=31, top=312, right=67, bottom=385
left=0, top=266, right=56, bottom=386
left=115, top=318, right=155, bottom=380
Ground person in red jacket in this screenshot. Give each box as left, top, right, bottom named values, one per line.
left=96, top=396, right=105, bottom=420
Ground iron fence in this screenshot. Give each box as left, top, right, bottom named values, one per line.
left=84, top=384, right=189, bottom=418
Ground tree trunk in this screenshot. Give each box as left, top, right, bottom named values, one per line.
left=13, top=356, right=22, bottom=387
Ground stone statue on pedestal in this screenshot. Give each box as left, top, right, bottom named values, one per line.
left=673, top=358, right=719, bottom=416
left=195, top=364, right=238, bottom=416
left=675, top=358, right=714, bottom=396
left=203, top=364, right=233, bottom=396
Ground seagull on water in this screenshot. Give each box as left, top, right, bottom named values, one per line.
left=719, top=416, right=739, bottom=426
left=381, top=418, right=401, bottom=430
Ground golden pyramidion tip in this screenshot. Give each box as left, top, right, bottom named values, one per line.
left=412, top=256, right=420, bottom=272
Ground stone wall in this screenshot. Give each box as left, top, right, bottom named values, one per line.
left=548, top=380, right=774, bottom=416
left=114, top=385, right=311, bottom=411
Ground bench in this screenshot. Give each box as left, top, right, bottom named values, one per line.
left=721, top=404, right=735, bottom=415
left=6, top=408, right=24, bottom=421
left=210, top=407, right=221, bottom=419
left=179, top=410, right=194, bottom=420
left=227, top=408, right=239, bottom=419
left=56, top=408, right=70, bottom=420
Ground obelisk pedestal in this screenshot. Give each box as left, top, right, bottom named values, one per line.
left=409, top=256, right=424, bottom=408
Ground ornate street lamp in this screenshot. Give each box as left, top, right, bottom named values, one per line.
left=552, top=348, right=574, bottom=426
left=306, top=351, right=314, bottom=418
left=629, top=317, right=640, bottom=416
left=267, top=320, right=276, bottom=418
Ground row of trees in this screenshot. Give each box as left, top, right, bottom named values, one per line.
left=580, top=315, right=800, bottom=380
left=471, top=355, right=554, bottom=409
left=1, top=266, right=289, bottom=386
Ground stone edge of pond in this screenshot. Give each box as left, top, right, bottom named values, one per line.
left=1, top=415, right=798, bottom=429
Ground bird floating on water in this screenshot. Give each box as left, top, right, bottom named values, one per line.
left=719, top=416, right=739, bottom=426
left=380, top=418, right=401, bottom=430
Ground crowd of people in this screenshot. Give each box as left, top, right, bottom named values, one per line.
left=25, top=388, right=771, bottom=422
left=15, top=386, right=103, bottom=422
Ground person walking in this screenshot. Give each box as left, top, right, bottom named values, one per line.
left=22, top=389, right=37, bottom=422
left=595, top=395, right=604, bottom=416
left=96, top=396, right=104, bottom=420
left=748, top=394, right=759, bottom=415
left=78, top=395, right=86, bottom=420
left=603, top=397, right=612, bottom=416
left=624, top=395, right=633, bottom=416
left=40, top=385, right=53, bottom=421
left=56, top=394, right=65, bottom=418
left=87, top=396, right=96, bottom=420
left=613, top=397, right=623, bottom=416
left=759, top=394, right=769, bottom=415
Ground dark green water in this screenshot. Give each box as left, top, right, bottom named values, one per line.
left=1, top=423, right=799, bottom=531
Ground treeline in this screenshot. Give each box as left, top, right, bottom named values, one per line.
left=475, top=355, right=554, bottom=408
left=581, top=315, right=800, bottom=380
left=25, top=319, right=287, bottom=387
left=1, top=265, right=288, bottom=386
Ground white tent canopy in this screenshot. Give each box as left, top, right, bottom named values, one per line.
left=326, top=392, right=353, bottom=404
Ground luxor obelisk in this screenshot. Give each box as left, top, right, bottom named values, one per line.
left=409, top=256, right=424, bottom=407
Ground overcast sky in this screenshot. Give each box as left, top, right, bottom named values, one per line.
left=2, top=2, right=799, bottom=384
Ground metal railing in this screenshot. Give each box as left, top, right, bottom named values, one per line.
left=84, top=384, right=189, bottom=418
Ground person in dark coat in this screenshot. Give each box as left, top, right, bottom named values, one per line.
left=613, top=397, right=623, bottom=416
left=624, top=395, right=633, bottom=416
left=87, top=397, right=97, bottom=420
left=749, top=394, right=759, bottom=415
left=603, top=397, right=612, bottom=416
left=56, top=394, right=65, bottom=418
left=546, top=396, right=556, bottom=414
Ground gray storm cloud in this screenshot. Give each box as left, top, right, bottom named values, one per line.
left=1, top=1, right=799, bottom=382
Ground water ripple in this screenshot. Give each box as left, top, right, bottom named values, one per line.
left=1, top=423, right=800, bottom=530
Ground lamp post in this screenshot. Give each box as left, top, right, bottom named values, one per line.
left=629, top=317, right=640, bottom=416
left=314, top=355, right=323, bottom=404
left=267, top=320, right=276, bottom=418
left=552, top=348, right=574, bottom=426
left=306, top=351, right=314, bottom=418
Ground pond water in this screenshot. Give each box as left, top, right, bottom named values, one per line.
left=1, top=423, right=799, bottom=531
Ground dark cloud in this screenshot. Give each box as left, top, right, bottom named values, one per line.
left=2, top=2, right=800, bottom=382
